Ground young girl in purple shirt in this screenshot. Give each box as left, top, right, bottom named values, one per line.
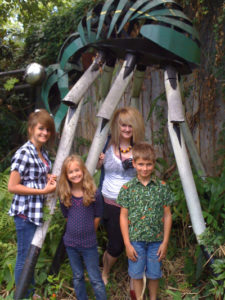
left=57, top=155, right=107, bottom=300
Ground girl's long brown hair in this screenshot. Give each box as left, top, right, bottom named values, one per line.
left=57, top=155, right=96, bottom=207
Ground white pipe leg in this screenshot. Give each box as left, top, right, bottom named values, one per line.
left=168, top=122, right=206, bottom=237
left=63, top=60, right=102, bottom=106
left=86, top=59, right=134, bottom=174
left=97, top=60, right=134, bottom=120
left=164, top=67, right=185, bottom=122
left=85, top=119, right=111, bottom=175
left=165, top=67, right=206, bottom=239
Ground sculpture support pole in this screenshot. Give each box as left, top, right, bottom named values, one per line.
left=86, top=57, right=135, bottom=175
left=100, top=65, right=115, bottom=101
left=130, top=68, right=146, bottom=110
left=164, top=66, right=206, bottom=239
left=181, top=122, right=207, bottom=178
left=63, top=59, right=102, bottom=107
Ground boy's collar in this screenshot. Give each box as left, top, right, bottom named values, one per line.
left=135, top=176, right=157, bottom=185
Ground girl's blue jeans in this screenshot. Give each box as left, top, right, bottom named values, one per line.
left=66, top=246, right=107, bottom=300
left=14, top=216, right=37, bottom=297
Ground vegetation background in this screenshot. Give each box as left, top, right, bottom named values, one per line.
left=0, top=0, right=224, bottom=299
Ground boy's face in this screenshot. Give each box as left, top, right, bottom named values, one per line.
left=133, top=158, right=155, bottom=181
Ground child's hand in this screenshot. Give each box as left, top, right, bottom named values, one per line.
left=157, top=242, right=168, bottom=261
left=47, top=174, right=57, bottom=182
left=99, top=153, right=105, bottom=161
left=43, top=179, right=57, bottom=194
left=96, top=152, right=105, bottom=169
left=125, top=244, right=138, bottom=262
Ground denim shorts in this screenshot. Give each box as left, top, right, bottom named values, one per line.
left=128, top=241, right=162, bottom=280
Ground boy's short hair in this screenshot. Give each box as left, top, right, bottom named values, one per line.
left=132, top=142, right=156, bottom=163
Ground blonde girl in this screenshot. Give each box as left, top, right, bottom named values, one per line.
left=97, top=106, right=145, bottom=291
left=58, top=155, right=107, bottom=300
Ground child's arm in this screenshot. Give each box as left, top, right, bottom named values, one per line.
left=157, top=206, right=172, bottom=261
left=8, top=170, right=56, bottom=195
left=94, top=217, right=101, bottom=231
left=120, top=207, right=138, bottom=262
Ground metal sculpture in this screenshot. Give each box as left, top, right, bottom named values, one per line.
left=24, top=63, right=46, bottom=85
left=15, top=0, right=207, bottom=298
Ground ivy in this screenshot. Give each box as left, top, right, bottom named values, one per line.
left=3, top=78, right=19, bottom=91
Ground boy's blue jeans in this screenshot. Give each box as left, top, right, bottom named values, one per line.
left=14, top=216, right=36, bottom=297
left=128, top=241, right=162, bottom=280
left=66, top=246, right=107, bottom=300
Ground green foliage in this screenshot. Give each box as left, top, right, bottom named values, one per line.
left=43, top=273, right=65, bottom=299
left=147, top=92, right=167, bottom=146
left=74, top=136, right=91, bottom=154
left=166, top=289, right=182, bottom=299
left=0, top=0, right=74, bottom=30
left=23, top=0, right=103, bottom=64
left=0, top=104, right=27, bottom=172
left=210, top=259, right=225, bottom=299
left=0, top=171, right=16, bottom=292
left=165, top=160, right=225, bottom=298
left=147, top=92, right=166, bottom=121
left=3, top=78, right=19, bottom=91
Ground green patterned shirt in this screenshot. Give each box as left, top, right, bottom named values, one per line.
left=117, top=177, right=173, bottom=242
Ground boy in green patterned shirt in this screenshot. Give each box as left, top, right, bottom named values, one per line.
left=117, top=142, right=173, bottom=300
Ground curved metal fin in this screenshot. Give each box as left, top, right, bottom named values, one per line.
left=143, top=15, right=199, bottom=40
left=96, top=0, right=115, bottom=40
left=41, top=67, right=69, bottom=131
left=41, top=70, right=58, bottom=112
left=107, top=0, right=128, bottom=38
left=86, top=9, right=93, bottom=41
left=140, top=24, right=200, bottom=64
left=117, top=0, right=150, bottom=34
left=60, top=37, right=84, bottom=69
left=57, top=32, right=79, bottom=62
left=130, top=0, right=179, bottom=20
left=141, top=7, right=191, bottom=21
left=78, top=18, right=88, bottom=45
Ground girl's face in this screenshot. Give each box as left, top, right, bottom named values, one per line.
left=66, top=161, right=84, bottom=185
left=119, top=121, right=133, bottom=141
left=30, top=122, right=51, bottom=146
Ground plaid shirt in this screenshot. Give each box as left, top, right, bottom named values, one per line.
left=8, top=141, right=51, bottom=226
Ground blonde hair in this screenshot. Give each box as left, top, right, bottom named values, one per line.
left=110, top=107, right=145, bottom=148
left=57, top=155, right=97, bottom=207
left=132, top=142, right=156, bottom=163
left=28, top=109, right=56, bottom=146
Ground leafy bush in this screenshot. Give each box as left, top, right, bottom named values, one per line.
left=24, top=0, right=103, bottom=65
left=0, top=170, right=16, bottom=294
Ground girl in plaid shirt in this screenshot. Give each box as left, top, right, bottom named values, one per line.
left=8, top=109, right=57, bottom=298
